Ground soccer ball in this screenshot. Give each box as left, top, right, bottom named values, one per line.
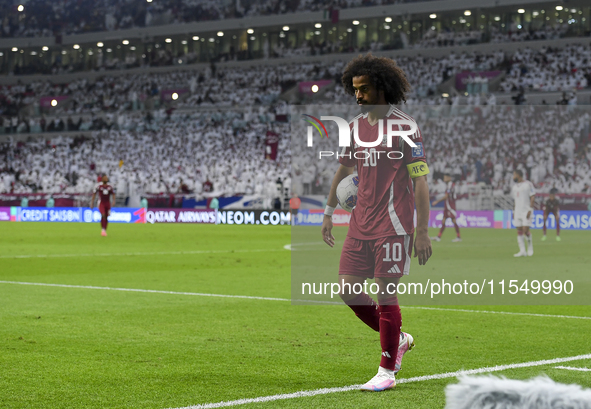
left=336, top=174, right=359, bottom=212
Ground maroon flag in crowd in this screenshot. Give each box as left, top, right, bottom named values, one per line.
left=265, top=130, right=279, bottom=161
left=323, top=7, right=339, bottom=23
left=331, top=9, right=339, bottom=23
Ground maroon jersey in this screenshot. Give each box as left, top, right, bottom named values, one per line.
left=445, top=181, right=457, bottom=211
left=545, top=197, right=560, bottom=213
left=338, top=106, right=428, bottom=240
left=95, top=183, right=114, bottom=206
left=203, top=180, right=213, bottom=193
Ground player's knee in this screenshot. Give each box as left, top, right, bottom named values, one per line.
left=338, top=287, right=359, bottom=303
left=337, top=279, right=356, bottom=302
left=338, top=291, right=353, bottom=303
left=377, top=294, right=399, bottom=305
left=375, top=279, right=400, bottom=303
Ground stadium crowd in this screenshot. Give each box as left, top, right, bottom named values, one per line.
left=0, top=113, right=291, bottom=207
left=1, top=103, right=590, bottom=201
left=499, top=43, right=591, bottom=92
left=291, top=104, right=591, bottom=199
left=4, top=41, right=591, bottom=129
left=420, top=105, right=591, bottom=196
left=1, top=36, right=591, bottom=201
left=414, top=23, right=570, bottom=49
left=1, top=0, right=429, bottom=38
left=1, top=47, right=510, bottom=122
left=6, top=25, right=584, bottom=77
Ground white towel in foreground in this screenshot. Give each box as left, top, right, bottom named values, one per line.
left=445, top=375, right=591, bottom=409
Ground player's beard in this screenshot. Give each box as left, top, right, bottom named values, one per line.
left=357, top=100, right=372, bottom=114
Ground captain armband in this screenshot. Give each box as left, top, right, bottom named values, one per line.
left=407, top=162, right=430, bottom=178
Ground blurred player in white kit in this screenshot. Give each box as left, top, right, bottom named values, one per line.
left=511, top=169, right=535, bottom=257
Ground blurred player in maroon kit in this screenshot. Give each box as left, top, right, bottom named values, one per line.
left=321, top=54, right=432, bottom=392
left=542, top=188, right=561, bottom=241
left=91, top=175, right=115, bottom=236
left=431, top=172, right=461, bottom=242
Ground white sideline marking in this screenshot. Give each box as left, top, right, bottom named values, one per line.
left=284, top=242, right=326, bottom=251
left=0, top=281, right=337, bottom=304
left=0, top=281, right=291, bottom=302
left=167, top=354, right=591, bottom=409
left=291, top=242, right=325, bottom=247
left=554, top=366, right=591, bottom=372
left=0, top=248, right=286, bottom=260
left=0, top=281, right=590, bottom=320
left=403, top=306, right=591, bottom=321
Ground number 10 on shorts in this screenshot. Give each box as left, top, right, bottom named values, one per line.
left=383, top=243, right=402, bottom=262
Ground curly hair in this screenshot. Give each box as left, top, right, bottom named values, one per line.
left=341, top=53, right=411, bottom=105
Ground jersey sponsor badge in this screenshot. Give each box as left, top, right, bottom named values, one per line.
left=103, top=189, right=109, bottom=195
left=411, top=142, right=424, bottom=158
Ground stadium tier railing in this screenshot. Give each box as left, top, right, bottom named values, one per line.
left=0, top=193, right=91, bottom=207
left=0, top=0, right=555, bottom=49
left=494, top=195, right=515, bottom=212
left=0, top=193, right=292, bottom=210
left=2, top=36, right=591, bottom=86
left=467, top=184, right=494, bottom=210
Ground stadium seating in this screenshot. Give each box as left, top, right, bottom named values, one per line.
left=1, top=7, right=590, bottom=203
left=291, top=104, right=591, bottom=199
left=0, top=0, right=438, bottom=38
left=0, top=116, right=291, bottom=207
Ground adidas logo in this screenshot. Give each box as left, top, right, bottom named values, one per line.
left=382, top=351, right=391, bottom=358
left=387, top=265, right=401, bottom=274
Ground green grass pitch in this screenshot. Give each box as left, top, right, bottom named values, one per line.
left=0, top=222, right=590, bottom=408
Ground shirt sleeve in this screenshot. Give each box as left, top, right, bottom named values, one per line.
left=528, top=182, right=536, bottom=196
left=402, top=125, right=429, bottom=178
left=337, top=137, right=355, bottom=168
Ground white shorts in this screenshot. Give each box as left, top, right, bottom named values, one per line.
left=514, top=211, right=532, bottom=228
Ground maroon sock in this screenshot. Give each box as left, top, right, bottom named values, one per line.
left=438, top=224, right=445, bottom=238
left=454, top=222, right=460, bottom=238
left=543, top=220, right=547, bottom=235
left=345, top=293, right=379, bottom=332
left=378, top=299, right=401, bottom=371
left=101, top=215, right=107, bottom=229
left=556, top=221, right=560, bottom=236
